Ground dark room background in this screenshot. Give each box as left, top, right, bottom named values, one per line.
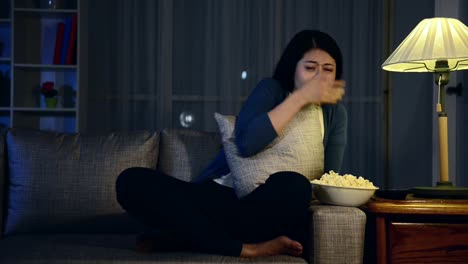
left=78, top=0, right=466, bottom=190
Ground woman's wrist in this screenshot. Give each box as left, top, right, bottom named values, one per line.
left=290, top=88, right=313, bottom=109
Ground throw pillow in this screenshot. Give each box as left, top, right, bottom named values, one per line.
left=158, top=129, right=222, bottom=182
left=214, top=105, right=324, bottom=198
left=5, top=128, right=158, bottom=234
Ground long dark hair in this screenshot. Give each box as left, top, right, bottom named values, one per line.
left=273, top=30, right=343, bottom=92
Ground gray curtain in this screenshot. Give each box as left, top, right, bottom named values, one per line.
left=84, top=0, right=386, bottom=186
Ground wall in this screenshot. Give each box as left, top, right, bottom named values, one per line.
left=458, top=0, right=468, bottom=187
left=389, top=0, right=434, bottom=189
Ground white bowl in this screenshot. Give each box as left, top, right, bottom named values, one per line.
left=311, top=182, right=378, bottom=207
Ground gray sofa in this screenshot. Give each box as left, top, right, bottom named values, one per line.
left=0, top=128, right=366, bottom=264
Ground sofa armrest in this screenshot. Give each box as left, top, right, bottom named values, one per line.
left=308, top=205, right=366, bottom=264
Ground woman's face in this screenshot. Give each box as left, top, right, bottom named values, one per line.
left=294, top=48, right=336, bottom=90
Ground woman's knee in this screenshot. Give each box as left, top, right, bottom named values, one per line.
left=267, top=171, right=312, bottom=203
left=268, top=171, right=311, bottom=191
left=115, top=167, right=153, bottom=208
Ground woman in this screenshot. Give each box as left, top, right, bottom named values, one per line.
left=116, top=29, right=346, bottom=259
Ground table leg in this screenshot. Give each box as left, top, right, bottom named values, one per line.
left=376, top=216, right=387, bottom=264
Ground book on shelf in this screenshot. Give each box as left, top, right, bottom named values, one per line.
left=53, top=22, right=65, bottom=64
left=65, top=15, right=77, bottom=64
left=60, top=17, right=72, bottom=64
left=52, top=14, right=77, bottom=65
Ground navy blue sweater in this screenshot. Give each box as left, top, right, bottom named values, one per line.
left=193, top=78, right=347, bottom=183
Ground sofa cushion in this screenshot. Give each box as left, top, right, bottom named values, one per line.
left=214, top=107, right=324, bottom=198
left=158, top=129, right=222, bottom=182
left=0, top=234, right=307, bottom=263
left=4, top=128, right=158, bottom=235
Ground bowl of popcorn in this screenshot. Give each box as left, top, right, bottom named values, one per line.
left=311, top=171, right=378, bottom=207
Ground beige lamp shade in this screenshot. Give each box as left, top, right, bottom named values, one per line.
left=382, top=17, right=468, bottom=72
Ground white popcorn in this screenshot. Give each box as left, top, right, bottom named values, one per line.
left=311, top=170, right=377, bottom=189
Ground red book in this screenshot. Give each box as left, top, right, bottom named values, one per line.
left=53, top=22, right=65, bottom=64
left=66, top=15, right=77, bottom=65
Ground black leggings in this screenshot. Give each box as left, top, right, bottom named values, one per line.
left=115, top=168, right=312, bottom=256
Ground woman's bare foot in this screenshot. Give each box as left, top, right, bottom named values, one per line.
left=240, top=236, right=303, bottom=258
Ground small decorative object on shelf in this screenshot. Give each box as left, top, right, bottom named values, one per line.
left=41, top=81, right=58, bottom=108
left=41, top=0, right=58, bottom=9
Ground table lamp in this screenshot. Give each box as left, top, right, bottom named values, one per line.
left=382, top=17, right=468, bottom=198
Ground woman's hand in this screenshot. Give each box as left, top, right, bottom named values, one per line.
left=267, top=77, right=345, bottom=134
left=297, top=77, right=346, bottom=105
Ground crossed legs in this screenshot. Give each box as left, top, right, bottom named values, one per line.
left=115, top=168, right=311, bottom=258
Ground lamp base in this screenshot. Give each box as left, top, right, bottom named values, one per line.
left=412, top=181, right=468, bottom=199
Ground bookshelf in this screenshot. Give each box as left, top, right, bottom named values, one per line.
left=0, top=0, right=80, bottom=132
left=0, top=0, right=11, bottom=128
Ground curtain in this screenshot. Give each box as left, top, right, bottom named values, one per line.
left=84, top=0, right=386, bottom=186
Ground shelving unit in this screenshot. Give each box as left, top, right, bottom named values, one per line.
left=0, top=0, right=79, bottom=132
left=0, top=1, right=11, bottom=128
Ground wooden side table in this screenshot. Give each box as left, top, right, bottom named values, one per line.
left=365, top=196, right=468, bottom=264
